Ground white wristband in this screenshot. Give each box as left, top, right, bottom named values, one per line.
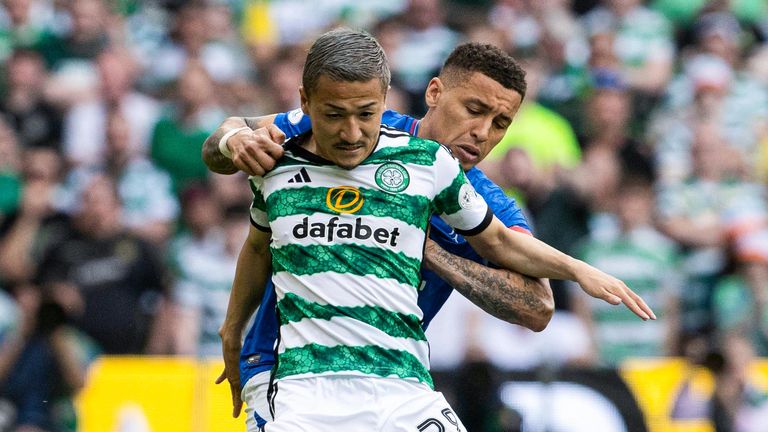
left=218, top=126, right=251, bottom=159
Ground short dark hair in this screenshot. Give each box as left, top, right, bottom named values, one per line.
left=302, top=28, right=390, bottom=96
left=440, top=43, right=527, bottom=99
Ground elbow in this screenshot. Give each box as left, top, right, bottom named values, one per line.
left=529, top=280, right=555, bottom=332
left=529, top=298, right=554, bottom=332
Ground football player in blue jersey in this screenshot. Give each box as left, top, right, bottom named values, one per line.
left=203, top=41, right=654, bottom=430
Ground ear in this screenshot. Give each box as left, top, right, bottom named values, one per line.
left=299, top=86, right=309, bottom=114
left=424, top=78, right=443, bottom=108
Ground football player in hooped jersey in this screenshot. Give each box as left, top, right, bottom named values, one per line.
left=209, top=42, right=556, bottom=431
left=217, top=29, right=655, bottom=432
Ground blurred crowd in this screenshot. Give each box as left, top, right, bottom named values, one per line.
left=0, top=0, right=766, bottom=431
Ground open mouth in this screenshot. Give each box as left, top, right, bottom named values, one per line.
left=453, top=144, right=480, bottom=162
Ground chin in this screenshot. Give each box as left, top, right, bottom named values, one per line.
left=335, top=158, right=362, bottom=170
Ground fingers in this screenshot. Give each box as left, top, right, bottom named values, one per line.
left=266, top=123, right=287, bottom=145
left=215, top=369, right=227, bottom=385
left=627, top=288, right=656, bottom=320
left=231, top=384, right=243, bottom=418
left=215, top=366, right=243, bottom=417
left=229, top=127, right=285, bottom=176
left=233, top=148, right=278, bottom=177
left=602, top=292, right=622, bottom=305
left=610, top=283, right=652, bottom=321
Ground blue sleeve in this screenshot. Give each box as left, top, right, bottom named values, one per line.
left=465, top=167, right=530, bottom=232
left=272, top=109, right=419, bottom=137
left=272, top=108, right=313, bottom=137
left=381, top=110, right=419, bottom=134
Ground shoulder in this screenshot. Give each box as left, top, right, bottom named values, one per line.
left=382, top=110, right=419, bottom=135
left=466, top=167, right=530, bottom=230
left=367, top=125, right=443, bottom=163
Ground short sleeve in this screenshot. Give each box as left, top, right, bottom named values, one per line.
left=431, top=146, right=492, bottom=236
left=465, top=168, right=530, bottom=233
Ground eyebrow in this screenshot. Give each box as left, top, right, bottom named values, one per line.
left=324, top=101, right=378, bottom=111
left=467, top=98, right=513, bottom=123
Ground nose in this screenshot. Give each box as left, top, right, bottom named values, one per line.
left=339, top=118, right=363, bottom=144
left=470, top=117, right=491, bottom=143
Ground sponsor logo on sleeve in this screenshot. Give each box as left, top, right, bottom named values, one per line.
left=287, top=108, right=304, bottom=125
left=458, top=183, right=481, bottom=209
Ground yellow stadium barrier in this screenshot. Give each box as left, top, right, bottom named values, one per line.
left=76, top=357, right=242, bottom=432
left=75, top=357, right=768, bottom=432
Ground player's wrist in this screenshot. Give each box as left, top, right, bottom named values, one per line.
left=218, top=126, right=251, bottom=159
left=566, top=257, right=588, bottom=282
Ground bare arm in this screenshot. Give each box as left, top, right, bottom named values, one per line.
left=659, top=216, right=726, bottom=248
left=465, top=217, right=655, bottom=320
left=217, top=224, right=272, bottom=418
left=202, top=115, right=283, bottom=175
left=422, top=238, right=554, bottom=331
left=49, top=327, right=87, bottom=392
left=0, top=181, right=56, bottom=283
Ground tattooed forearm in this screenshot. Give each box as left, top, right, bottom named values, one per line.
left=202, top=118, right=247, bottom=174
left=424, top=239, right=554, bottom=331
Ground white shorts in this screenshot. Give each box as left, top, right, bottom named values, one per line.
left=265, top=376, right=466, bottom=432
left=242, top=371, right=272, bottom=432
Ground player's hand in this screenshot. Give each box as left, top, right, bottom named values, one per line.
left=217, top=331, right=244, bottom=417
left=229, top=124, right=285, bottom=176
left=574, top=260, right=656, bottom=321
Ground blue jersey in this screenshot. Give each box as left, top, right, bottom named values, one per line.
left=239, top=109, right=530, bottom=386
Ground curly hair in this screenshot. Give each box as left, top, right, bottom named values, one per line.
left=440, top=43, right=527, bottom=99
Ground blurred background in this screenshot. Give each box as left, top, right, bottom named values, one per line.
left=0, top=0, right=767, bottom=431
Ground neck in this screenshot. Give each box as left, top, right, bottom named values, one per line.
left=416, top=114, right=432, bottom=140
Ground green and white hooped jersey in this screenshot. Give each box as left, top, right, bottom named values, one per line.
left=249, top=125, right=492, bottom=388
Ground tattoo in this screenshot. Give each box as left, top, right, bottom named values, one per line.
left=202, top=127, right=238, bottom=174
left=243, top=117, right=261, bottom=129
left=426, top=243, right=552, bottom=329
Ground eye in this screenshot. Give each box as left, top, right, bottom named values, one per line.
left=494, top=120, right=510, bottom=130
left=466, top=106, right=481, bottom=115
left=359, top=111, right=374, bottom=119
left=325, top=113, right=342, bottom=119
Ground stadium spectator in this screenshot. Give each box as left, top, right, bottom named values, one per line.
left=709, top=333, right=768, bottom=431
left=0, top=285, right=88, bottom=432
left=261, top=47, right=305, bottom=113
left=0, top=145, right=67, bottom=286
left=62, top=48, right=160, bottom=167
left=582, top=0, right=675, bottom=95
left=34, top=0, right=110, bottom=70
left=145, top=2, right=249, bottom=92
left=0, top=119, right=22, bottom=220
left=0, top=49, right=62, bottom=152
left=481, top=58, right=582, bottom=202
left=150, top=63, right=224, bottom=194
left=167, top=187, right=248, bottom=357
left=391, top=0, right=460, bottom=114
left=60, top=110, right=178, bottom=245
left=572, top=174, right=681, bottom=365
left=656, top=121, right=759, bottom=338
left=35, top=175, right=168, bottom=354
left=0, top=0, right=53, bottom=62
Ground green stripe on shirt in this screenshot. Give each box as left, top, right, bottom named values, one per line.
left=272, top=243, right=422, bottom=288
left=276, top=343, right=433, bottom=387
left=277, top=292, right=426, bottom=341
